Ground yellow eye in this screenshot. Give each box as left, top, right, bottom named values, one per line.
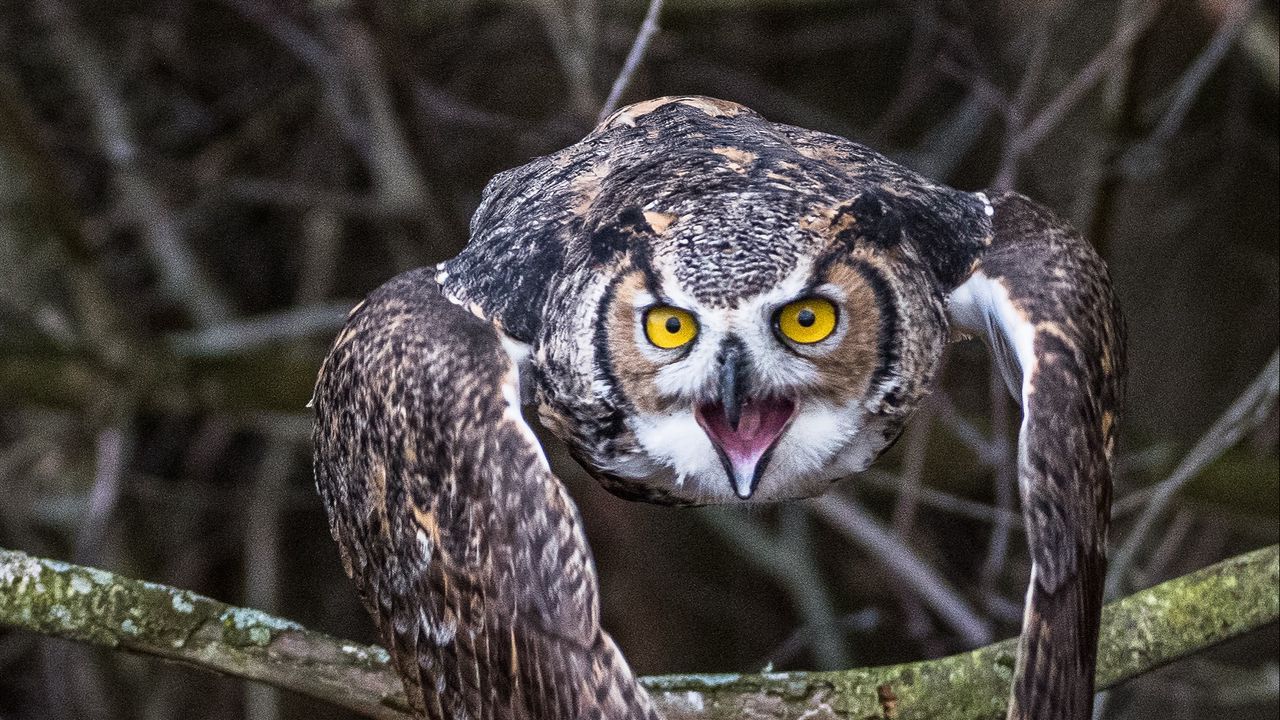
left=777, top=297, right=838, bottom=344
left=644, top=306, right=698, bottom=349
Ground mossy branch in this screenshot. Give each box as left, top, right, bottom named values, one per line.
left=0, top=549, right=409, bottom=719
left=1, top=545, right=1276, bottom=719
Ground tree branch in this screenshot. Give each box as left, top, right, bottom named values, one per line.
left=2, top=544, right=1275, bottom=719
left=0, top=548, right=408, bottom=719
left=598, top=0, right=666, bottom=122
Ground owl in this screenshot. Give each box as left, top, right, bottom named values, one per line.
left=313, top=96, right=1125, bottom=720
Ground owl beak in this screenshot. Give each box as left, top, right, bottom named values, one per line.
left=719, top=343, right=746, bottom=430
left=696, top=343, right=796, bottom=499
left=696, top=395, right=796, bottom=499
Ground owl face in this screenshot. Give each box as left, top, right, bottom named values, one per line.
left=446, top=97, right=988, bottom=505
left=520, top=169, right=964, bottom=507
left=585, top=240, right=902, bottom=504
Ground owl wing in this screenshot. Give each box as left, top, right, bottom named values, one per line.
left=312, top=269, right=657, bottom=720
left=947, top=192, right=1126, bottom=720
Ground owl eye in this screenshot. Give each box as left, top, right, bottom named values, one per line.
left=776, top=297, right=838, bottom=344
left=643, top=306, right=698, bottom=349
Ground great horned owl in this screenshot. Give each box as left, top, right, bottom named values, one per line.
left=313, top=96, right=1125, bottom=720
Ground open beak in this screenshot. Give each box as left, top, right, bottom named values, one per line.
left=694, top=343, right=797, bottom=499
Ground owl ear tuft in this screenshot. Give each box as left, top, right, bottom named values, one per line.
left=588, top=205, right=658, bottom=264
left=815, top=191, right=903, bottom=251
left=844, top=191, right=904, bottom=248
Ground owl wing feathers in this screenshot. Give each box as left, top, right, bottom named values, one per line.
left=947, top=192, right=1126, bottom=720
left=312, top=268, right=658, bottom=720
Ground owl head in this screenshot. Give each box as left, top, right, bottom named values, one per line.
left=443, top=97, right=992, bottom=505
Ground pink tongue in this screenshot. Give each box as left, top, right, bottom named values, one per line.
left=696, top=397, right=796, bottom=467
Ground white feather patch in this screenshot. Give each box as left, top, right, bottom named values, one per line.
left=947, top=270, right=1039, bottom=495
left=947, top=270, right=1037, bottom=409
left=498, top=334, right=550, bottom=472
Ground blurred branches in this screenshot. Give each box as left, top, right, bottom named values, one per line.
left=0, top=1, right=1276, bottom=718
left=1108, top=348, right=1280, bottom=598
left=30, top=0, right=233, bottom=326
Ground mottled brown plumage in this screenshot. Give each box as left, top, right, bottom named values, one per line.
left=952, top=194, right=1126, bottom=720
left=313, top=270, right=658, bottom=720
left=314, top=96, right=1125, bottom=720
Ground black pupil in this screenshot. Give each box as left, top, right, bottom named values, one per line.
left=665, top=316, right=682, bottom=334
left=797, top=308, right=817, bottom=327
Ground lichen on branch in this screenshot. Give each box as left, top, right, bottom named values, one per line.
left=0, top=548, right=408, bottom=719
left=2, top=545, right=1277, bottom=719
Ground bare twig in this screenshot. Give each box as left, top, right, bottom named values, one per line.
left=1072, top=0, right=1153, bottom=251
left=700, top=508, right=852, bottom=669
left=906, top=89, right=996, bottom=180
left=72, top=428, right=130, bottom=566
left=858, top=469, right=1024, bottom=528
left=537, top=0, right=601, bottom=118
left=1240, top=7, right=1279, bottom=94
left=1141, top=509, right=1198, bottom=582
left=598, top=0, right=665, bottom=122
left=991, top=17, right=1055, bottom=191
left=811, top=494, right=993, bottom=647
left=295, top=209, right=343, bottom=307
left=1107, top=348, right=1280, bottom=599
left=167, top=301, right=354, bottom=358
left=243, top=440, right=296, bottom=720
left=202, top=177, right=407, bottom=218
left=46, top=426, right=131, bottom=720
left=219, top=0, right=374, bottom=166
left=890, top=402, right=934, bottom=536
left=869, top=18, right=944, bottom=142
left=756, top=608, right=880, bottom=670
left=1012, top=1, right=1164, bottom=159
left=1131, top=0, right=1260, bottom=153
left=978, top=365, right=1016, bottom=597
left=323, top=16, right=431, bottom=216
left=931, top=391, right=1006, bottom=466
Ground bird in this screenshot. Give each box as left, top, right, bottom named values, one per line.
left=312, top=96, right=1125, bottom=720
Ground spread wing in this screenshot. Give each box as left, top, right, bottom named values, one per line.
left=312, top=268, right=658, bottom=720
left=948, top=192, right=1126, bottom=720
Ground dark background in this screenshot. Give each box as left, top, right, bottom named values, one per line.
left=0, top=1, right=1276, bottom=719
